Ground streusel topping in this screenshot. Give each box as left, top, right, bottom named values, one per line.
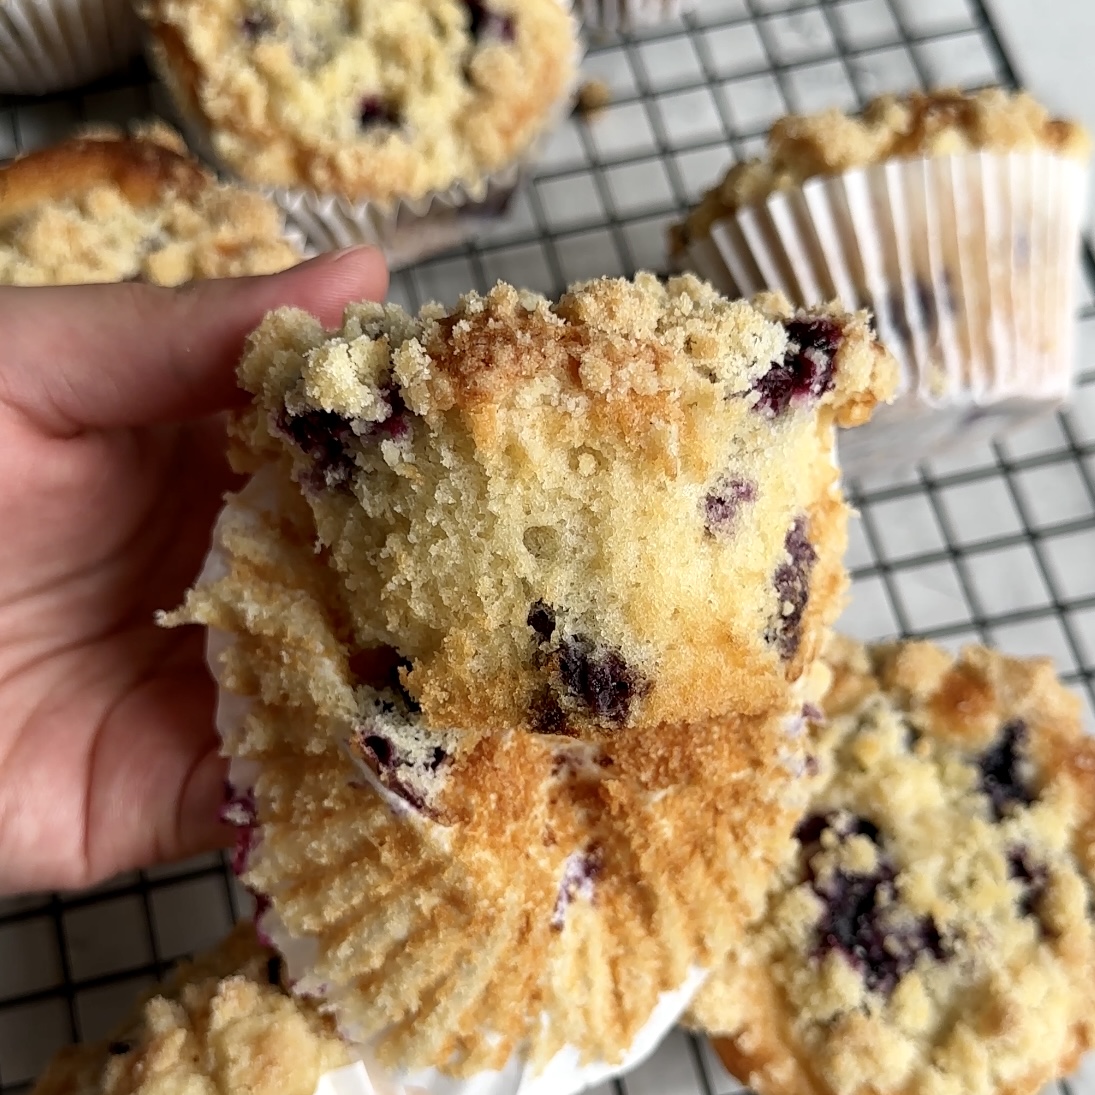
left=0, top=126, right=301, bottom=286
left=691, top=636, right=1095, bottom=1095
left=671, top=87, right=1091, bottom=251
left=31, top=924, right=353, bottom=1095
left=140, top=0, right=578, bottom=204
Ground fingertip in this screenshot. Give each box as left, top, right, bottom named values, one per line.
left=276, top=245, right=390, bottom=327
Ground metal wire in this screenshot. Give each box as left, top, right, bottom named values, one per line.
left=0, top=1, right=1091, bottom=1093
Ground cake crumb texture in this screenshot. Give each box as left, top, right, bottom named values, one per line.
left=217, top=272, right=895, bottom=733
left=166, top=467, right=829, bottom=1076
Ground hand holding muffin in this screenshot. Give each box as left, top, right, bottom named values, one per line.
left=0, top=248, right=387, bottom=895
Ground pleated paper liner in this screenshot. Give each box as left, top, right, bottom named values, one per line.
left=676, top=150, right=1088, bottom=476
left=579, top=0, right=696, bottom=33
left=0, top=0, right=140, bottom=94
left=268, top=168, right=525, bottom=269
left=142, top=1, right=584, bottom=269
left=173, top=469, right=825, bottom=1095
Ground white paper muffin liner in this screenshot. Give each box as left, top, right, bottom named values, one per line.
left=677, top=149, right=1089, bottom=475
left=578, top=0, right=696, bottom=33
left=198, top=472, right=712, bottom=1095
left=267, top=168, right=526, bottom=270
left=0, top=0, right=140, bottom=95
left=145, top=1, right=584, bottom=269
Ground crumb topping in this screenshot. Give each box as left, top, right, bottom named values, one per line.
left=672, top=87, right=1091, bottom=251
left=30, top=924, right=353, bottom=1095
left=139, top=0, right=579, bottom=203
left=0, top=126, right=301, bottom=286
left=692, top=636, right=1095, bottom=1095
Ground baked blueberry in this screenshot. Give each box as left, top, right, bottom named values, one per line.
left=753, top=317, right=842, bottom=417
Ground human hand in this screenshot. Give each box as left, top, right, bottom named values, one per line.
left=0, top=248, right=388, bottom=895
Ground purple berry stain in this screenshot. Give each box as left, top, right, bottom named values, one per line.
left=795, top=811, right=880, bottom=852
left=551, top=846, right=604, bottom=930
left=354, top=730, right=447, bottom=816
left=527, top=600, right=557, bottom=642
left=798, top=814, right=943, bottom=996
left=978, top=719, right=1035, bottom=820
left=768, top=516, right=817, bottom=661
left=464, top=0, right=516, bottom=41
left=377, top=386, right=411, bottom=441
left=753, top=316, right=843, bottom=417
left=557, top=635, right=643, bottom=724
left=705, top=477, right=756, bottom=535
left=528, top=602, right=647, bottom=726
left=532, top=688, right=570, bottom=735
left=220, top=787, right=259, bottom=876
left=358, top=96, right=401, bottom=131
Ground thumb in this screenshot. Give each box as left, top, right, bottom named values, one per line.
left=0, top=246, right=389, bottom=435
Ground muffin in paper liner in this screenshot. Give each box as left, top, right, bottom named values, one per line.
left=0, top=0, right=141, bottom=94
left=137, top=0, right=583, bottom=267
left=164, top=466, right=828, bottom=1095
left=670, top=89, right=1092, bottom=475
left=685, top=636, right=1095, bottom=1095
left=578, top=0, right=696, bottom=34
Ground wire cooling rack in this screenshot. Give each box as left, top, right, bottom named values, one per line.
left=1, top=0, right=1094, bottom=1093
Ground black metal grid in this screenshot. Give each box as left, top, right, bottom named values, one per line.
left=1, top=0, right=1093, bottom=1093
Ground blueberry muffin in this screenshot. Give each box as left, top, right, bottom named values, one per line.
left=669, top=88, right=1091, bottom=473
left=31, top=923, right=356, bottom=1095
left=0, top=125, right=302, bottom=286
left=138, top=0, right=578, bottom=206
left=161, top=467, right=829, bottom=1084
left=669, top=88, right=1089, bottom=257
left=689, top=636, right=1095, bottom=1095
left=188, top=273, right=895, bottom=735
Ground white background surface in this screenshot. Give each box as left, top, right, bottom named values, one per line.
left=1, top=1, right=1094, bottom=1094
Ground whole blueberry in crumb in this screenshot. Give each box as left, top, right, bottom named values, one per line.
left=767, top=517, right=817, bottom=660
left=241, top=11, right=272, bottom=38
left=810, top=855, right=943, bottom=996
left=464, top=0, right=516, bottom=42
left=557, top=634, right=645, bottom=724
left=527, top=601, right=557, bottom=642
left=551, top=846, right=604, bottom=930
left=795, top=811, right=880, bottom=850
left=978, top=719, right=1035, bottom=820
left=1008, top=847, right=1050, bottom=926
left=358, top=96, right=401, bottom=131
left=108, top=1042, right=131, bottom=1056
left=274, top=406, right=358, bottom=490
left=753, top=316, right=843, bottom=417
left=704, top=477, right=756, bottom=535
